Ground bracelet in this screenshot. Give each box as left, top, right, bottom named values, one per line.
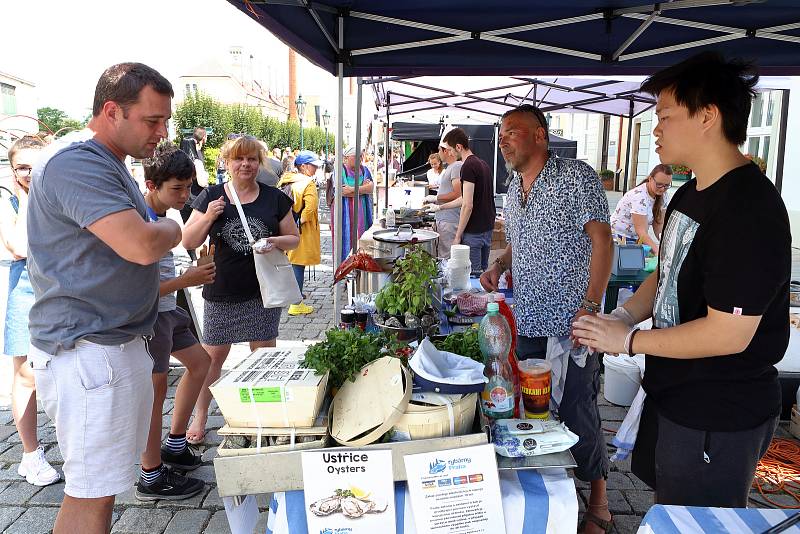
left=493, top=257, right=509, bottom=272
left=624, top=327, right=640, bottom=355
left=580, top=299, right=601, bottom=313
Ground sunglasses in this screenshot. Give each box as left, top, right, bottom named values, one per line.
left=509, top=104, right=548, bottom=131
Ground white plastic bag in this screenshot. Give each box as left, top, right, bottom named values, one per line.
left=227, top=183, right=302, bottom=308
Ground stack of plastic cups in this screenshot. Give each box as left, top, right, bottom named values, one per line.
left=448, top=245, right=472, bottom=291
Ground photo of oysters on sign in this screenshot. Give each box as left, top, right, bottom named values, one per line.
left=309, top=488, right=388, bottom=519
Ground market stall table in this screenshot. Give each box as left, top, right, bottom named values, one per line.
left=267, top=468, right=578, bottom=534
left=638, top=504, right=800, bottom=533
left=603, top=269, right=651, bottom=313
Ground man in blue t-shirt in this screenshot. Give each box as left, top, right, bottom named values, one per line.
left=27, top=63, right=181, bottom=534
left=574, top=52, right=791, bottom=511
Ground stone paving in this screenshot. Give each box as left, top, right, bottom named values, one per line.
left=0, top=217, right=797, bottom=533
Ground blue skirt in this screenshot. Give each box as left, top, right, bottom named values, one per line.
left=5, top=260, right=34, bottom=356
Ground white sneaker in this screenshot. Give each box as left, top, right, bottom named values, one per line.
left=18, top=446, right=60, bottom=486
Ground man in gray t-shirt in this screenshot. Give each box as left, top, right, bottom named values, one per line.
left=26, top=63, right=181, bottom=534
left=425, top=140, right=463, bottom=258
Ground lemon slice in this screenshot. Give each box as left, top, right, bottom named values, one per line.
left=349, top=485, right=371, bottom=499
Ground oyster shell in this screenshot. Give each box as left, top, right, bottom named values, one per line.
left=309, top=495, right=341, bottom=516
left=340, top=496, right=368, bottom=518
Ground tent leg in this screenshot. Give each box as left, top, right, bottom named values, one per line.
left=493, top=122, right=499, bottom=197
left=333, top=15, right=345, bottom=319
left=622, top=100, right=634, bottom=194
left=352, top=77, right=364, bottom=255
left=385, top=93, right=391, bottom=214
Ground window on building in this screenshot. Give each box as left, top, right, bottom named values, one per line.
left=750, top=92, right=764, bottom=127
left=192, top=84, right=198, bottom=93
left=1, top=83, right=16, bottom=115
left=185, top=84, right=191, bottom=95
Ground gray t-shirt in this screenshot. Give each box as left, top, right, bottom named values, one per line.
left=435, top=161, right=463, bottom=224
left=27, top=139, right=159, bottom=353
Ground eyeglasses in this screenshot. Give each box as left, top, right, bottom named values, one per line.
left=12, top=166, right=32, bottom=178
left=651, top=179, right=671, bottom=190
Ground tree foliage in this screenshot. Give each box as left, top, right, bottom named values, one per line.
left=174, top=92, right=335, bottom=153
left=36, top=107, right=86, bottom=136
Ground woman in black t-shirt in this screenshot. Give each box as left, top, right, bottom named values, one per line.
left=181, top=135, right=299, bottom=444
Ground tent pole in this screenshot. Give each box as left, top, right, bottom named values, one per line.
left=385, top=92, right=391, bottom=213
left=493, top=122, right=499, bottom=196
left=351, top=77, right=364, bottom=255
left=622, top=99, right=634, bottom=194
left=333, top=15, right=345, bottom=319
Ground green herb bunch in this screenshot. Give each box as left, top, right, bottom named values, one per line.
left=300, top=328, right=401, bottom=389
left=375, top=246, right=439, bottom=317
left=432, top=328, right=482, bottom=362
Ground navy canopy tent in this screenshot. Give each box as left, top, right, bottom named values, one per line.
left=391, top=121, right=578, bottom=193
left=228, top=1, right=800, bottom=76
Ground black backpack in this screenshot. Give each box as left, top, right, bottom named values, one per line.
left=280, top=181, right=304, bottom=234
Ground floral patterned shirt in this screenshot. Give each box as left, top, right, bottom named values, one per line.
left=610, top=181, right=670, bottom=240
left=505, top=152, right=610, bottom=337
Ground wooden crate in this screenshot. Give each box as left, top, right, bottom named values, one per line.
left=790, top=405, right=800, bottom=439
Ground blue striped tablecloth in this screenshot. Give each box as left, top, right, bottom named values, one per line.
left=266, top=468, right=577, bottom=534
left=639, top=504, right=800, bottom=533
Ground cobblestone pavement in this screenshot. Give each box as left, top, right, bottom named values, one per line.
left=0, top=219, right=796, bottom=533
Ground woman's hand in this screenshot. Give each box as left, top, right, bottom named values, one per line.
left=572, top=314, right=632, bottom=355
left=204, top=196, right=225, bottom=222
left=252, top=238, right=275, bottom=254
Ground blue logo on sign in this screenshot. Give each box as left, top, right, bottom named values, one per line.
left=429, top=459, right=446, bottom=474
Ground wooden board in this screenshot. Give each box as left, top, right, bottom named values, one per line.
left=214, top=432, right=488, bottom=496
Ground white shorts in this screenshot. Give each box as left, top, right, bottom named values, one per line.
left=29, top=337, right=154, bottom=498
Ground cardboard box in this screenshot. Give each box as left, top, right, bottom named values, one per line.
left=790, top=405, right=800, bottom=439
left=209, top=348, right=328, bottom=428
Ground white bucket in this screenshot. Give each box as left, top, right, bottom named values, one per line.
left=603, top=355, right=642, bottom=407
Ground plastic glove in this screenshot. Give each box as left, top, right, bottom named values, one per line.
left=426, top=204, right=441, bottom=213
left=424, top=194, right=438, bottom=204
left=608, top=306, right=636, bottom=327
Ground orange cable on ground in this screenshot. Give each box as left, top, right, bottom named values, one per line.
left=753, top=438, right=800, bottom=508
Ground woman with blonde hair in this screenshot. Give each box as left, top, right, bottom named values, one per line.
left=182, top=135, right=299, bottom=443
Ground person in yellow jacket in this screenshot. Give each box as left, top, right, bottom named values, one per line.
left=278, top=150, right=322, bottom=315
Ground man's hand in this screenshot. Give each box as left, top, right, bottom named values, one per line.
left=205, top=196, right=225, bottom=223
left=424, top=194, right=438, bottom=204
left=572, top=313, right=631, bottom=354
left=479, top=263, right=501, bottom=292
left=342, top=185, right=355, bottom=196
left=452, top=233, right=461, bottom=246
left=424, top=204, right=440, bottom=213
left=181, top=262, right=216, bottom=286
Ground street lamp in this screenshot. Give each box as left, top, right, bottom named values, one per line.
left=295, top=94, right=306, bottom=149
left=322, top=109, right=331, bottom=163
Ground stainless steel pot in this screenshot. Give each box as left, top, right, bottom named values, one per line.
left=371, top=224, right=438, bottom=259
left=354, top=269, right=391, bottom=295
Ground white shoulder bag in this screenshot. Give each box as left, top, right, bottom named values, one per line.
left=226, top=182, right=302, bottom=308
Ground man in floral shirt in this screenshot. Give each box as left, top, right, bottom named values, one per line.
left=480, top=105, right=613, bottom=533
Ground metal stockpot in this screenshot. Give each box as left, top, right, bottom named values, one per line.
left=370, top=224, right=438, bottom=259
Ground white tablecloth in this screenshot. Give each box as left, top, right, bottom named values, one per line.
left=265, top=468, right=577, bottom=534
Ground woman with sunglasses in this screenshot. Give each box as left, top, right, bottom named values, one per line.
left=610, top=164, right=673, bottom=255
left=0, top=135, right=60, bottom=486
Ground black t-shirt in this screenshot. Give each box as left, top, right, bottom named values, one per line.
left=643, top=162, right=791, bottom=432
left=192, top=183, right=292, bottom=302
left=460, top=155, right=496, bottom=234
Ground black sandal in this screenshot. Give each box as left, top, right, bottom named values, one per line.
left=579, top=510, right=614, bottom=533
